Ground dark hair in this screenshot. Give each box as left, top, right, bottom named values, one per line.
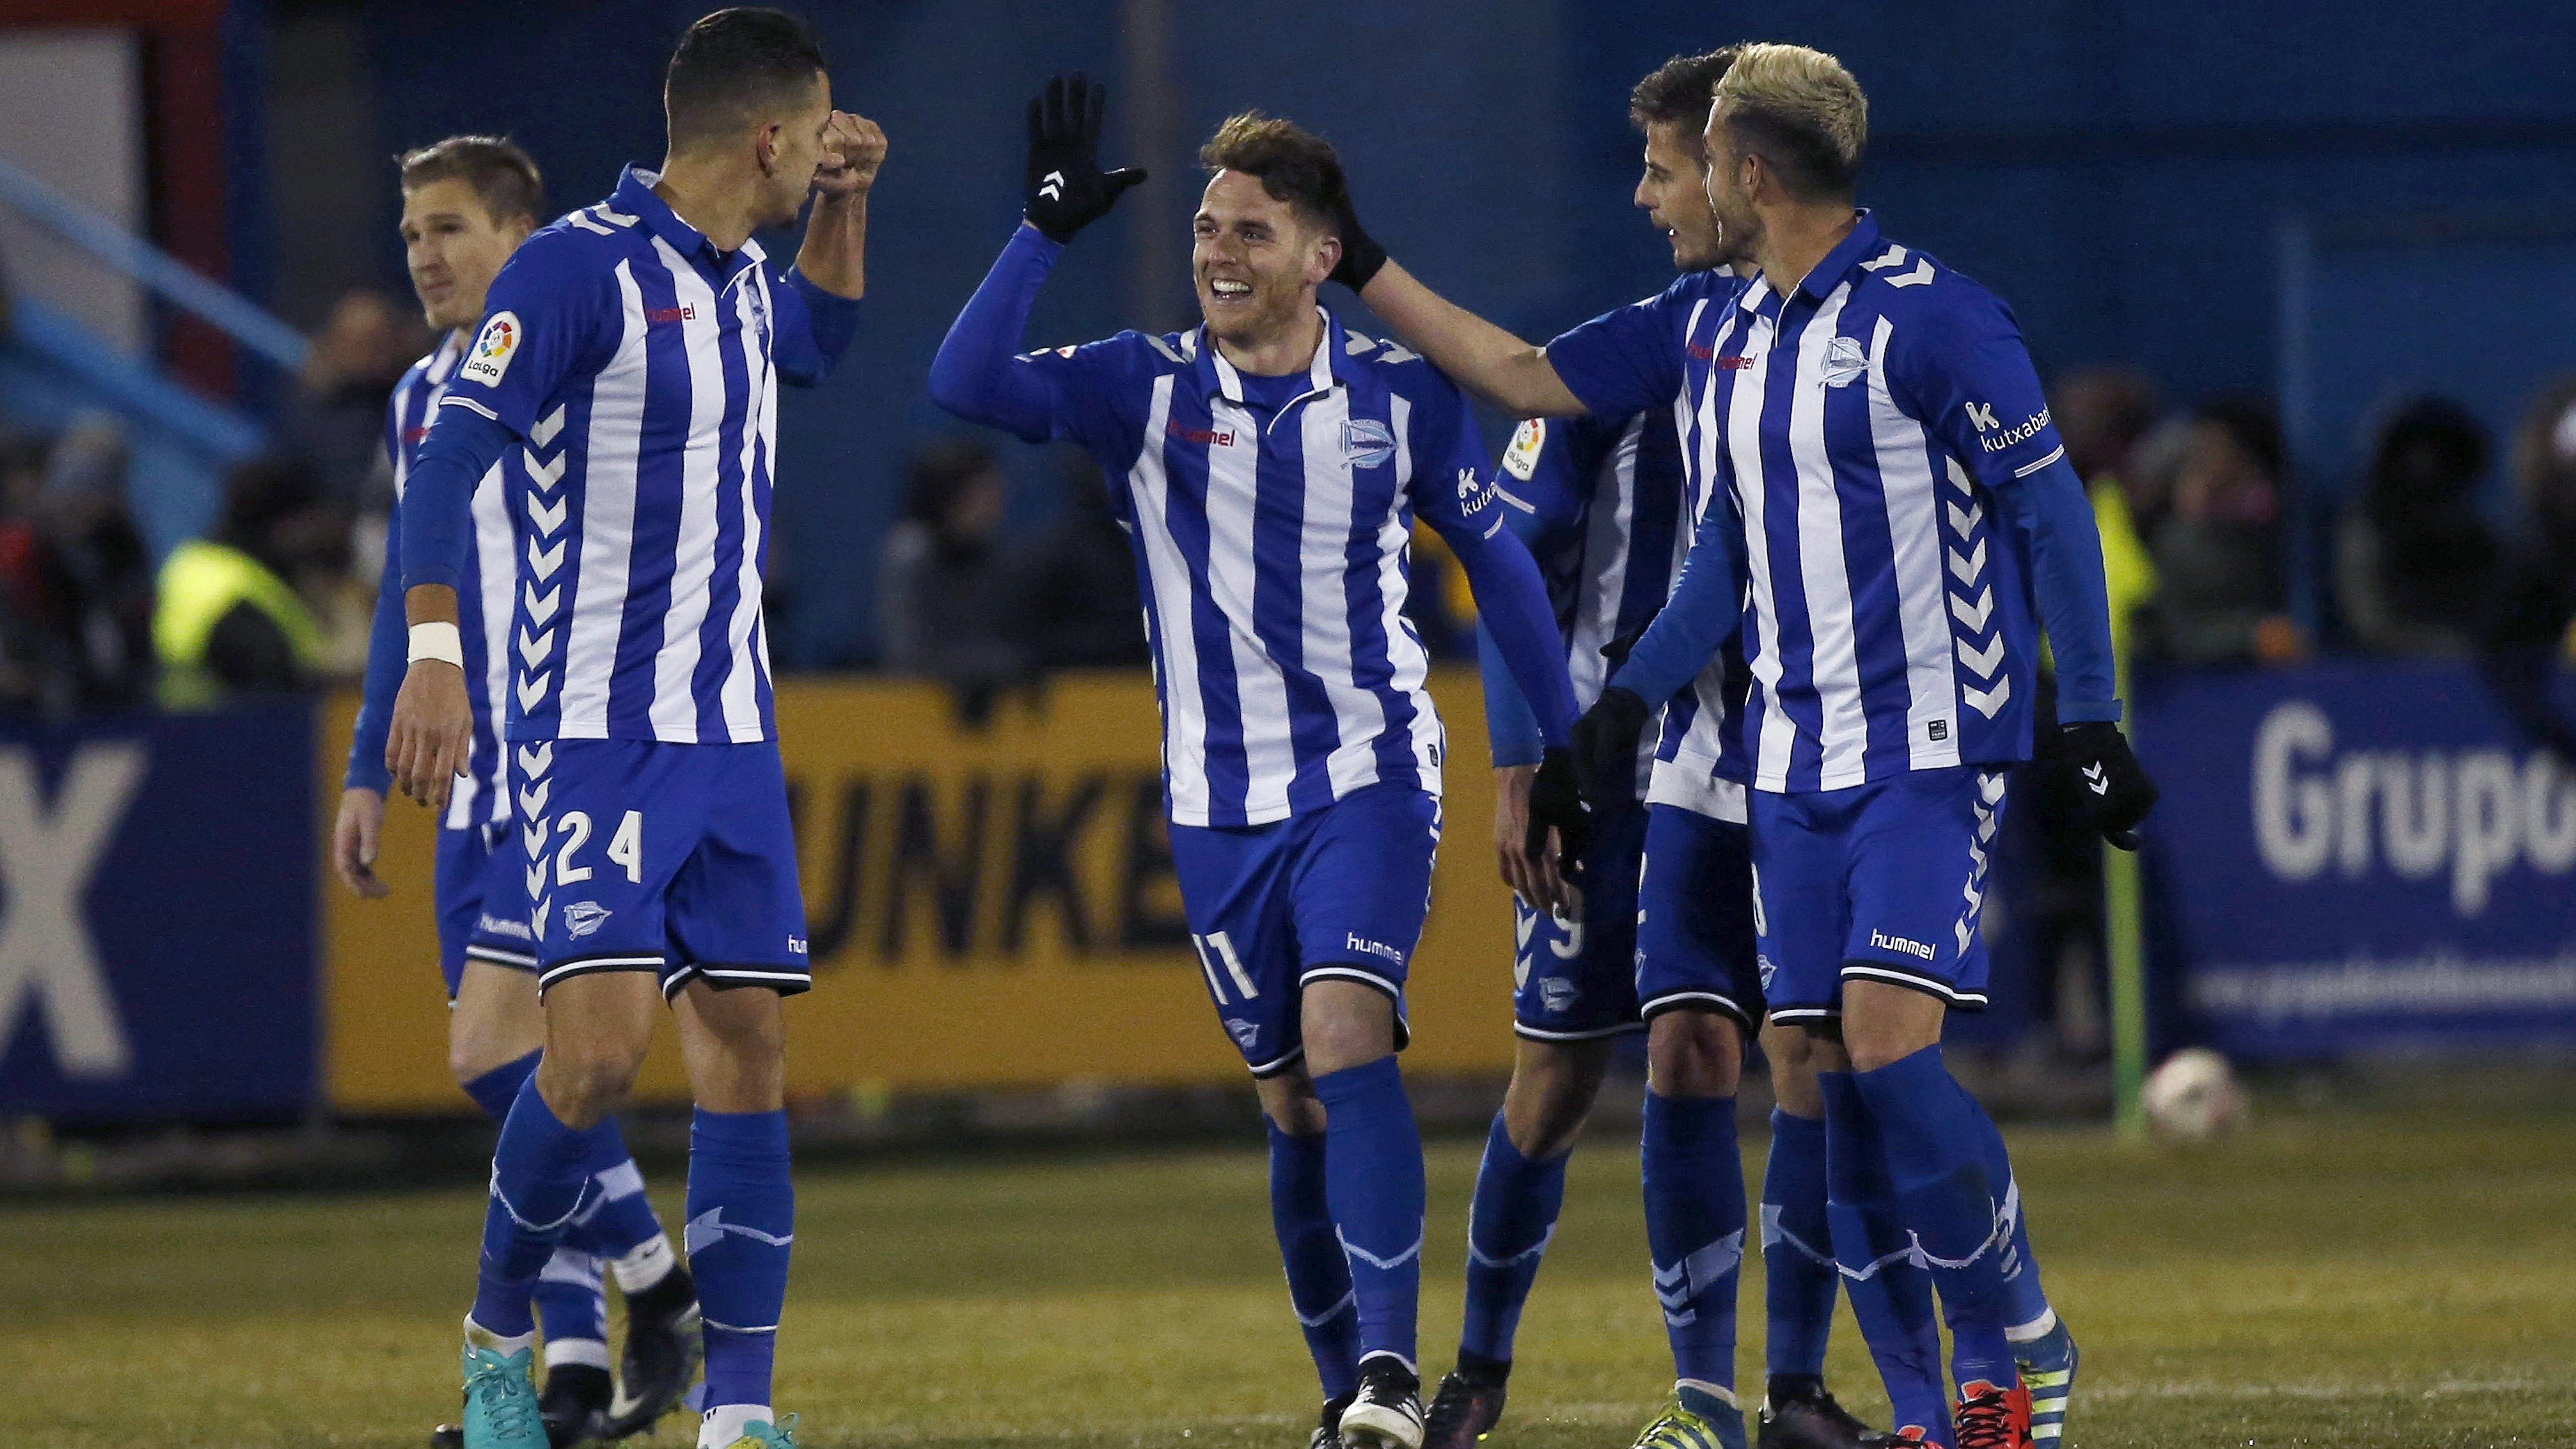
left=1629, top=49, right=1739, bottom=153
left=1198, top=112, right=1345, bottom=228
left=903, top=438, right=1002, bottom=526
left=664, top=7, right=829, bottom=149
left=1721, top=102, right=1860, bottom=202
left=397, top=135, right=544, bottom=226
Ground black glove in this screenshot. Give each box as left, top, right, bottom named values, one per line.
left=1569, top=685, right=1652, bottom=815
left=1526, top=745, right=1593, bottom=874
left=1325, top=182, right=1387, bottom=292
left=1024, top=73, right=1146, bottom=244
left=2046, top=720, right=2159, bottom=850
left=1600, top=605, right=1662, bottom=673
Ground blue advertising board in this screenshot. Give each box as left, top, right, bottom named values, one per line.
left=2135, top=662, right=2576, bottom=1058
left=0, top=703, right=316, bottom=1121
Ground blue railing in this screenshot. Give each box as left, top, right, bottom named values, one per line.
left=0, top=154, right=308, bottom=374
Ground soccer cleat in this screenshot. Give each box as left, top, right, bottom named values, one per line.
left=1339, top=1358, right=1427, bottom=1449
left=2012, top=1319, right=2079, bottom=1445
left=432, top=1426, right=466, bottom=1449
left=598, top=1266, right=703, bottom=1439
left=1856, top=1430, right=1936, bottom=1448
left=461, top=1344, right=550, bottom=1449
left=1757, top=1379, right=1884, bottom=1449
left=712, top=1411, right=797, bottom=1449
left=1630, top=1387, right=1746, bottom=1449
left=1421, top=1366, right=1508, bottom=1449
left=1311, top=1393, right=1356, bottom=1449
left=1949, top=1381, right=2025, bottom=1449
left=538, top=1362, right=611, bottom=1448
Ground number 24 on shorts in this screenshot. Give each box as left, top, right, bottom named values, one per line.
left=554, top=809, right=645, bottom=885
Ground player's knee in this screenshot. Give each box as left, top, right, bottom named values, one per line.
left=1645, top=1009, right=1742, bottom=1097
left=1299, top=981, right=1396, bottom=1077
left=1502, top=1040, right=1608, bottom=1158
left=536, top=1039, right=646, bottom=1125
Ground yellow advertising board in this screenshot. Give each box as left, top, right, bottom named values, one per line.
left=322, top=670, right=1526, bottom=1113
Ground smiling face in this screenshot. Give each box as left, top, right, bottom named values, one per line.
left=1192, top=169, right=1338, bottom=354
left=399, top=177, right=532, bottom=333
left=1635, top=118, right=1728, bottom=271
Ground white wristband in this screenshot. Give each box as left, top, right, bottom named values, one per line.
left=407, top=621, right=466, bottom=668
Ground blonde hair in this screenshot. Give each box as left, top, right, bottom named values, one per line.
left=1711, top=43, right=1867, bottom=198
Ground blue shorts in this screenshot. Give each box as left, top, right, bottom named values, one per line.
left=1512, top=802, right=1646, bottom=1042
left=1750, top=765, right=2007, bottom=1025
left=1169, top=782, right=1441, bottom=1077
left=521, top=739, right=810, bottom=1002
left=432, top=822, right=541, bottom=999
left=1635, top=804, right=1764, bottom=1031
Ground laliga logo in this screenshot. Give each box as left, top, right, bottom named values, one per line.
left=2253, top=700, right=2576, bottom=915
left=477, top=318, right=515, bottom=357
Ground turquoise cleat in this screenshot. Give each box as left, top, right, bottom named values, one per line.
left=2013, top=1318, right=2081, bottom=1445
left=458, top=1344, right=548, bottom=1449
left=714, top=1411, right=800, bottom=1449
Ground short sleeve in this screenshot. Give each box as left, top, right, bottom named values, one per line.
left=438, top=233, right=614, bottom=438
left=1541, top=284, right=1690, bottom=418
left=1888, top=283, right=2066, bottom=492
left=1403, top=367, right=1507, bottom=541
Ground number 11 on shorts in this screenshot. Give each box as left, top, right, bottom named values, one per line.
left=1195, top=930, right=1258, bottom=1002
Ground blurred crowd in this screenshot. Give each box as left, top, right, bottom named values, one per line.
left=3, top=277, right=2574, bottom=721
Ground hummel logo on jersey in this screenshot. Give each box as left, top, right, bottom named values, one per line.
left=1166, top=418, right=1236, bottom=446
left=2083, top=761, right=2110, bottom=795
left=1870, top=929, right=1936, bottom=962
left=563, top=900, right=612, bottom=940
left=1346, top=933, right=1405, bottom=966
left=645, top=304, right=696, bottom=324
left=1341, top=416, right=1396, bottom=469
left=1038, top=169, right=1066, bottom=201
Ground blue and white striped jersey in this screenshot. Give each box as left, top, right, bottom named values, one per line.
left=1484, top=407, right=1747, bottom=817
left=1014, top=311, right=1498, bottom=828
left=431, top=167, right=849, bottom=746
left=1552, top=213, right=2067, bottom=794
left=347, top=329, right=516, bottom=829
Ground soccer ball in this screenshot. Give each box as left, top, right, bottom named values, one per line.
left=2142, top=1048, right=2246, bottom=1142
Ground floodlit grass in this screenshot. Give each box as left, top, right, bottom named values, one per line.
left=7, top=1111, right=2573, bottom=1447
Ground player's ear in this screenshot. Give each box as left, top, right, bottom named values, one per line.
left=1308, top=226, right=1342, bottom=287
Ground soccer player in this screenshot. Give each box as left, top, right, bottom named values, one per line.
left=1417, top=53, right=1889, bottom=1449
left=382, top=11, right=884, bottom=1449
left=1558, top=46, right=2157, bottom=1448
left=928, top=76, right=1589, bottom=1449
left=333, top=134, right=702, bottom=1449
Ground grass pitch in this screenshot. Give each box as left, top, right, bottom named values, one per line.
left=7, top=1109, right=2572, bottom=1448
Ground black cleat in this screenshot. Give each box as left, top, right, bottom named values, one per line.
left=430, top=1426, right=465, bottom=1449
left=1757, top=1378, right=1883, bottom=1449
left=537, top=1362, right=611, bottom=1448
left=1421, top=1362, right=1508, bottom=1449
left=1311, top=1392, right=1357, bottom=1449
left=1339, top=1356, right=1427, bottom=1449
left=598, top=1264, right=702, bottom=1440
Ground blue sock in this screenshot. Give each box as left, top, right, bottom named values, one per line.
left=1270, top=1123, right=1361, bottom=1401
left=687, top=1108, right=794, bottom=1410
left=1641, top=1090, right=1745, bottom=1392
left=464, top=1052, right=621, bottom=1350
left=1760, top=1109, right=1836, bottom=1380
left=1312, top=1056, right=1425, bottom=1370
left=566, top=1127, right=667, bottom=1263
left=472, top=1075, right=607, bottom=1340
left=1457, top=1111, right=1565, bottom=1367
left=1819, top=1071, right=1950, bottom=1441
left=1851, top=1047, right=2019, bottom=1394
left=1966, top=1105, right=2053, bottom=1337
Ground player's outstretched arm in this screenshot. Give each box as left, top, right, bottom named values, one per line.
left=1328, top=193, right=1583, bottom=418
left=929, top=74, right=1145, bottom=442
left=1575, top=493, right=1747, bottom=808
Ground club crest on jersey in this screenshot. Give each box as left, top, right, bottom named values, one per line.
left=1224, top=1017, right=1261, bottom=1051
left=1502, top=419, right=1547, bottom=481
left=1341, top=417, right=1396, bottom=469
left=1819, top=334, right=1869, bottom=388
left=563, top=900, right=612, bottom=940
left=461, top=310, right=521, bottom=386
